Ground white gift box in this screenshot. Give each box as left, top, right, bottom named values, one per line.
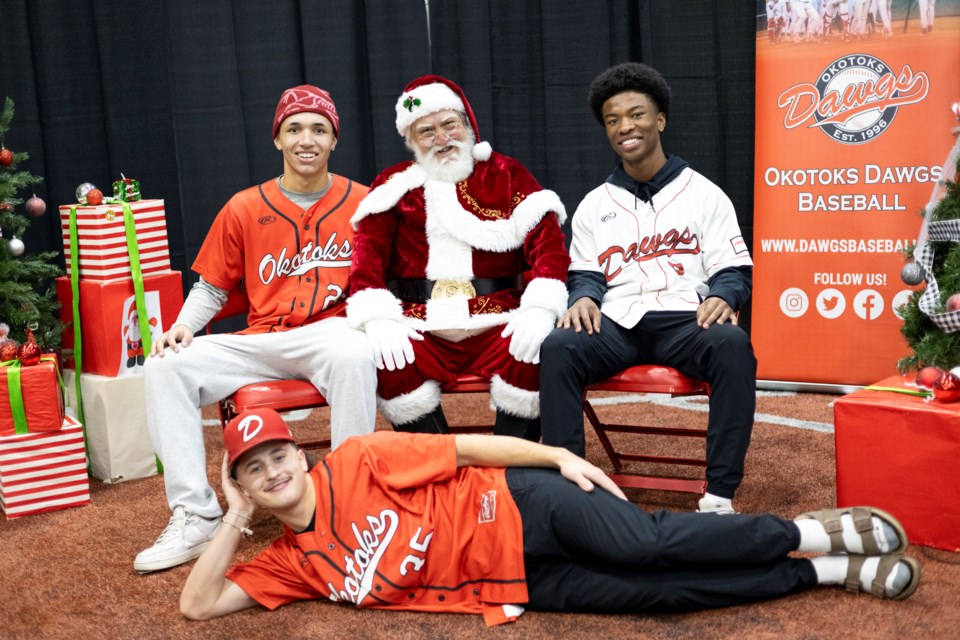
left=63, top=370, right=160, bottom=483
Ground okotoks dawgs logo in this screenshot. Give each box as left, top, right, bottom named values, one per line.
left=777, top=54, right=929, bottom=145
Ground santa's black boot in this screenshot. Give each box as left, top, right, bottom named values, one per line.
left=494, top=411, right=541, bottom=442
left=393, top=406, right=449, bottom=434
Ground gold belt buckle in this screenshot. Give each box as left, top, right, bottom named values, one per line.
left=431, top=279, right=477, bottom=299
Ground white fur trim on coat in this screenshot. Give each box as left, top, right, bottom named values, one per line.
left=346, top=288, right=405, bottom=328
left=422, top=183, right=566, bottom=280
left=350, top=164, right=428, bottom=229
left=518, top=277, right=569, bottom=320
left=489, top=375, right=540, bottom=419
left=377, top=380, right=442, bottom=425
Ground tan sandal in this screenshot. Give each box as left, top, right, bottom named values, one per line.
left=796, top=506, right=908, bottom=554
left=845, top=555, right=921, bottom=600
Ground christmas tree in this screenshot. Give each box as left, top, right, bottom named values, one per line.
left=0, top=97, right=65, bottom=350
left=898, top=137, right=960, bottom=373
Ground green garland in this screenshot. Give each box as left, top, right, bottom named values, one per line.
left=899, top=154, right=960, bottom=373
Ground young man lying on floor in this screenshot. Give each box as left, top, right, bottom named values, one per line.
left=180, top=409, right=920, bottom=626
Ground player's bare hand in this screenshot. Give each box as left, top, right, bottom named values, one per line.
left=220, top=452, right=256, bottom=520
left=696, top=297, right=737, bottom=329
left=558, top=298, right=602, bottom=334
left=151, top=325, right=194, bottom=357
left=557, top=452, right=627, bottom=500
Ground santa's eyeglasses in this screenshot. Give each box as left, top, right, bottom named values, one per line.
left=415, top=119, right=464, bottom=147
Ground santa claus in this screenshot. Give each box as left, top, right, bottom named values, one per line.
left=347, top=75, right=569, bottom=438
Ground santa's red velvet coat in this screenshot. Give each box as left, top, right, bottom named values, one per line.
left=346, top=144, right=569, bottom=336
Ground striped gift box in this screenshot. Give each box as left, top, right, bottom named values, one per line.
left=0, top=416, right=91, bottom=519
left=59, top=199, right=171, bottom=283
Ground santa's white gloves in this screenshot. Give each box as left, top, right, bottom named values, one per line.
left=501, top=307, right=555, bottom=365
left=364, top=319, right=423, bottom=371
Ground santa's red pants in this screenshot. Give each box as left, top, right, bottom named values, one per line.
left=376, top=326, right=540, bottom=422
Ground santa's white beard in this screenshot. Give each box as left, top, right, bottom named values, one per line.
left=414, top=133, right=476, bottom=183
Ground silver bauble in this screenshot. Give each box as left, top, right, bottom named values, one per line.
left=75, top=182, right=97, bottom=204
left=8, top=236, right=25, bottom=257
left=901, top=262, right=924, bottom=286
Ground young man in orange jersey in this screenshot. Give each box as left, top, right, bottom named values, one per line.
left=135, top=86, right=377, bottom=574
left=179, top=409, right=919, bottom=626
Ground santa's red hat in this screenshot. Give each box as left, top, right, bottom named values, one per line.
left=395, top=75, right=491, bottom=161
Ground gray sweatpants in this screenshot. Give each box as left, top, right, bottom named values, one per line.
left=144, top=317, right=377, bottom=519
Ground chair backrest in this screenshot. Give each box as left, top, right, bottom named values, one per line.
left=208, top=283, right=250, bottom=327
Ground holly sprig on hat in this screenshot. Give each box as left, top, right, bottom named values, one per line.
left=402, top=96, right=421, bottom=112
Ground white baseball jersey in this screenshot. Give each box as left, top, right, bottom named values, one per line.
left=568, top=166, right=752, bottom=329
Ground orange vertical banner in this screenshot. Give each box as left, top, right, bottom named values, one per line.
left=752, top=3, right=960, bottom=386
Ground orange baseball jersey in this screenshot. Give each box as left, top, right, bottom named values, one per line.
left=226, top=432, right=528, bottom=625
left=192, top=176, right=367, bottom=334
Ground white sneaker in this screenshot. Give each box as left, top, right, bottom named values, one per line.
left=697, top=494, right=736, bottom=515
left=134, top=506, right=221, bottom=573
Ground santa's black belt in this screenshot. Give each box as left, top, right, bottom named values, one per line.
left=390, top=276, right=523, bottom=304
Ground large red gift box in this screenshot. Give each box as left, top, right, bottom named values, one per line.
left=0, top=358, right=65, bottom=437
left=60, top=199, right=170, bottom=283
left=834, top=375, right=960, bottom=551
left=0, top=415, right=90, bottom=519
left=56, top=271, right=184, bottom=377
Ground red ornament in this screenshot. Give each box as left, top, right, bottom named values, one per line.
left=0, top=340, right=19, bottom=362
left=17, top=328, right=41, bottom=367
left=933, top=371, right=960, bottom=402
left=0, top=147, right=13, bottom=166
left=25, top=196, right=46, bottom=217
left=948, top=294, right=960, bottom=312
left=86, top=188, right=104, bottom=206
left=916, top=365, right=943, bottom=389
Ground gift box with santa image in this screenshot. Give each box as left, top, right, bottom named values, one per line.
left=56, top=270, right=184, bottom=377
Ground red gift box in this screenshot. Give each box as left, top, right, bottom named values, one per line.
left=56, top=271, right=184, bottom=377
left=834, top=375, right=960, bottom=551
left=60, top=199, right=170, bottom=283
left=0, top=415, right=90, bottom=519
left=0, top=358, right=65, bottom=437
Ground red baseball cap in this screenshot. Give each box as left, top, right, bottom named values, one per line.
left=223, top=408, right=297, bottom=468
left=272, top=84, right=340, bottom=139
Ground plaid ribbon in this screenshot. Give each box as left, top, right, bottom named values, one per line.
left=915, top=218, right=960, bottom=333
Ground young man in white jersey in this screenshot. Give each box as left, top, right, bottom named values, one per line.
left=540, top=63, right=756, bottom=515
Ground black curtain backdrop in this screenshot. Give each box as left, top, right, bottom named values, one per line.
left=0, top=0, right=756, bottom=328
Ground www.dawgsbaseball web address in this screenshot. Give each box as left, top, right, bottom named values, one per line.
left=759, top=238, right=912, bottom=253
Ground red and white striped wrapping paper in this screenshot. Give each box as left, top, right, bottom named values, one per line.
left=59, top=199, right=170, bottom=283
left=0, top=416, right=90, bottom=519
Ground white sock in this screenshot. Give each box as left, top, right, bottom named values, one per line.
left=810, top=555, right=846, bottom=584
left=796, top=518, right=832, bottom=552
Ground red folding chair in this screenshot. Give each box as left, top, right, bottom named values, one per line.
left=210, top=287, right=494, bottom=449
left=583, top=365, right=709, bottom=494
